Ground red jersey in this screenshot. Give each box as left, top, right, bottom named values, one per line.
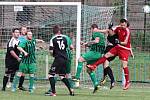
left=114, top=26, right=131, bottom=49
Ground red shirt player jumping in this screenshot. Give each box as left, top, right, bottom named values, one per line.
left=87, top=19, right=132, bottom=90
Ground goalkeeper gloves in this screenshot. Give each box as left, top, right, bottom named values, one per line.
left=108, top=22, right=113, bottom=30
left=115, top=39, right=120, bottom=44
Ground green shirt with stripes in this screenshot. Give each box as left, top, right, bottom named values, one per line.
left=18, top=38, right=36, bottom=64
left=65, top=35, right=73, bottom=60
left=89, top=32, right=105, bottom=53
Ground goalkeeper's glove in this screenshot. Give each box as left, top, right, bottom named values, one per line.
left=108, top=22, right=113, bottom=30
left=115, top=39, right=120, bottom=44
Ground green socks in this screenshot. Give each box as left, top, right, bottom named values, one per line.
left=89, top=72, right=98, bottom=87
left=75, top=62, right=83, bottom=79
left=29, top=77, right=34, bottom=90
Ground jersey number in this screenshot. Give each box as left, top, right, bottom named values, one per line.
left=57, top=40, right=65, bottom=50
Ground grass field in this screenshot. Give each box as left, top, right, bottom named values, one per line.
left=0, top=86, right=150, bottom=100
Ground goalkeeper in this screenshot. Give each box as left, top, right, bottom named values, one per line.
left=73, top=24, right=105, bottom=93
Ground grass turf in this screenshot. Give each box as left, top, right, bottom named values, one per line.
left=0, top=86, right=150, bottom=100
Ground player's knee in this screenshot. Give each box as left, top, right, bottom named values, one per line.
left=121, top=60, right=128, bottom=68
left=60, top=76, right=65, bottom=80
left=65, top=74, right=71, bottom=79
left=16, top=72, right=22, bottom=77
left=78, top=57, right=84, bottom=62
left=105, top=52, right=113, bottom=58
left=48, top=74, right=55, bottom=78
left=29, top=74, right=34, bottom=77
left=86, top=68, right=92, bottom=74
left=4, top=74, right=9, bottom=77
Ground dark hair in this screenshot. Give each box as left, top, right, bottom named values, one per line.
left=120, top=18, right=127, bottom=23
left=53, top=25, right=62, bottom=34
left=12, top=28, right=20, bottom=33
left=91, top=24, right=98, bottom=29
left=20, top=26, right=27, bottom=31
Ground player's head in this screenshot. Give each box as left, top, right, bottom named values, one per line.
left=119, top=18, right=127, bottom=29
left=20, top=26, right=27, bottom=35
left=26, top=30, right=33, bottom=40
left=53, top=25, right=62, bottom=35
left=91, top=24, right=98, bottom=32
left=12, top=28, right=20, bottom=38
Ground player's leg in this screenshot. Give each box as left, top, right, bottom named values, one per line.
left=87, top=46, right=117, bottom=70
left=59, top=58, right=74, bottom=96
left=2, top=73, right=9, bottom=91
left=60, top=75, right=74, bottom=96
left=66, top=60, right=74, bottom=89
left=74, top=56, right=85, bottom=80
left=18, top=74, right=26, bottom=91
left=86, top=68, right=99, bottom=93
left=47, top=74, right=56, bottom=96
left=12, top=72, right=22, bottom=92
left=6, top=72, right=15, bottom=88
left=2, top=61, right=12, bottom=91
left=103, top=60, right=115, bottom=89
left=28, top=63, right=36, bottom=93
left=12, top=63, right=26, bottom=92
left=86, top=51, right=103, bottom=93
left=45, top=59, right=57, bottom=96
left=118, top=48, right=130, bottom=90
left=121, top=60, right=130, bottom=90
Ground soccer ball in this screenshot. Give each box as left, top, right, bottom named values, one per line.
left=143, top=5, right=150, bottom=13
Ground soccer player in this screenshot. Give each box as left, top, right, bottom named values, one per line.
left=12, top=30, right=36, bottom=93
left=87, top=19, right=132, bottom=90
left=45, top=31, right=74, bottom=95
left=73, top=24, right=105, bottom=93
left=1, top=28, right=21, bottom=91
left=45, top=25, right=74, bottom=96
left=93, top=23, right=116, bottom=89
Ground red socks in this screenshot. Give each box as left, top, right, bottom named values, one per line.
left=123, top=67, right=130, bottom=84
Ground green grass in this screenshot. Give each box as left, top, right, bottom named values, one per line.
left=0, top=87, right=150, bottom=100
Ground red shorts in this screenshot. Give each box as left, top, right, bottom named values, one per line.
left=109, top=45, right=131, bottom=61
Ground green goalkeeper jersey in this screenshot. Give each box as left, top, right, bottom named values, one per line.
left=18, top=38, right=36, bottom=64
left=89, top=32, right=105, bottom=53
left=65, top=35, right=73, bottom=60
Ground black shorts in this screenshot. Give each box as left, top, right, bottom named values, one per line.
left=104, top=45, right=116, bottom=62
left=49, top=57, right=67, bottom=76
left=5, top=60, right=19, bottom=74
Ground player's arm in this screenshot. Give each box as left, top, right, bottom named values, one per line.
left=84, top=37, right=100, bottom=46
left=49, top=38, right=54, bottom=55
left=10, top=50, right=21, bottom=61
left=17, top=41, right=28, bottom=57
left=70, top=44, right=74, bottom=50
left=35, top=39, right=45, bottom=43
left=17, top=47, right=28, bottom=57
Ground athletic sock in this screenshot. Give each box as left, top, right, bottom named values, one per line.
left=2, top=76, right=9, bottom=89
left=106, top=66, right=115, bottom=83
left=123, top=67, right=129, bottom=84
left=29, top=76, right=34, bottom=90
left=92, top=56, right=107, bottom=66
left=49, top=77, right=56, bottom=94
left=61, top=78, right=72, bottom=93
left=89, top=72, right=98, bottom=87
left=68, top=78, right=74, bottom=89
left=13, top=75, right=20, bottom=89
left=10, top=73, right=15, bottom=83
left=75, top=62, right=83, bottom=79
left=103, top=67, right=108, bottom=78
left=18, top=76, right=25, bottom=87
